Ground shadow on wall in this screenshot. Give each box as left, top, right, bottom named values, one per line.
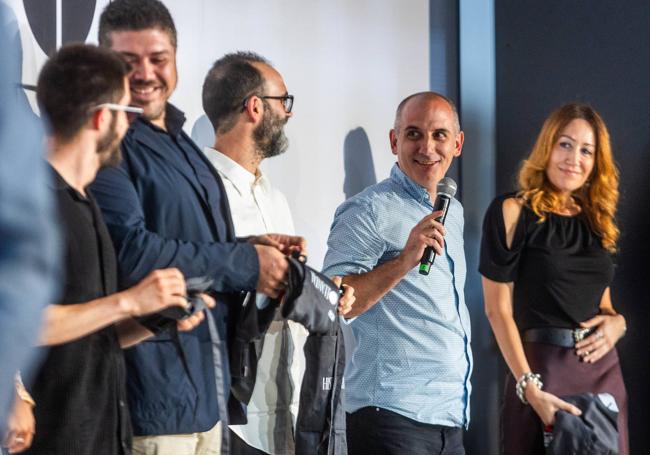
left=343, top=127, right=376, bottom=200
left=191, top=114, right=215, bottom=150
left=340, top=127, right=377, bottom=364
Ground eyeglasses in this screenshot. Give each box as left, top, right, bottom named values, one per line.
left=91, top=103, right=144, bottom=115
left=261, top=95, right=294, bottom=113
left=242, top=94, right=294, bottom=114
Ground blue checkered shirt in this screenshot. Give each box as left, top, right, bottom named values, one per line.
left=323, top=164, right=472, bottom=428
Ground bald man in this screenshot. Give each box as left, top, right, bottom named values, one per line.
left=323, top=92, right=472, bottom=454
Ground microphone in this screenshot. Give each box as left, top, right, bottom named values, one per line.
left=419, top=177, right=457, bottom=276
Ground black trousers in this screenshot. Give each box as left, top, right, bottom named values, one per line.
left=347, top=407, right=465, bottom=455
left=229, top=429, right=268, bottom=455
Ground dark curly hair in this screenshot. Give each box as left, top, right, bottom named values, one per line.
left=98, top=0, right=177, bottom=48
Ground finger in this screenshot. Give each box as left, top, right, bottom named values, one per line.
left=551, top=395, right=582, bottom=416
left=158, top=268, right=185, bottom=285
left=420, top=236, right=443, bottom=256
left=255, top=235, right=283, bottom=248
left=575, top=328, right=605, bottom=349
left=168, top=280, right=187, bottom=298
left=420, top=226, right=444, bottom=238
left=331, top=276, right=342, bottom=287
left=166, top=296, right=190, bottom=309
left=289, top=235, right=307, bottom=249
left=338, top=295, right=355, bottom=315
left=199, top=293, right=216, bottom=309
left=264, top=287, right=281, bottom=299
left=430, top=220, right=446, bottom=235
left=580, top=315, right=604, bottom=328
left=264, top=237, right=284, bottom=249
left=152, top=272, right=186, bottom=297
left=564, top=403, right=582, bottom=416
left=419, top=218, right=446, bottom=236
left=7, top=434, right=25, bottom=453
left=583, top=345, right=607, bottom=363
left=24, top=431, right=34, bottom=449
left=341, top=283, right=354, bottom=296
left=426, top=210, right=445, bottom=221
left=286, top=244, right=304, bottom=255
left=576, top=334, right=606, bottom=355
left=429, top=237, right=444, bottom=255
left=177, top=312, right=204, bottom=332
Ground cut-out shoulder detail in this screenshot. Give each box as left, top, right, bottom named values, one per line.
left=502, top=197, right=524, bottom=250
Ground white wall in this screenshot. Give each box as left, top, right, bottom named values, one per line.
left=8, top=0, right=430, bottom=268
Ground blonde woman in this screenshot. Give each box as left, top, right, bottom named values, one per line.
left=480, top=103, right=628, bottom=454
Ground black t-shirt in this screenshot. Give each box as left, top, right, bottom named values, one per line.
left=26, top=168, right=131, bottom=455
left=479, top=193, right=614, bottom=331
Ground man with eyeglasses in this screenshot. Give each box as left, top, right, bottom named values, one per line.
left=22, top=43, right=213, bottom=455
left=90, top=1, right=303, bottom=454
left=201, top=52, right=305, bottom=455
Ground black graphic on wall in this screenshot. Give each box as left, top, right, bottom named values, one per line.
left=23, top=0, right=96, bottom=56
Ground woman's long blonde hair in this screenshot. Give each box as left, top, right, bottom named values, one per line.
left=518, top=103, right=619, bottom=252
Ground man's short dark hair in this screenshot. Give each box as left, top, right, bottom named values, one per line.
left=98, top=0, right=177, bottom=48
left=202, top=51, right=271, bottom=135
left=37, top=44, right=129, bottom=141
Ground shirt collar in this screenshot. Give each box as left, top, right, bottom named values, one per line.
left=390, top=163, right=433, bottom=207
left=136, top=102, right=186, bottom=137
left=46, top=163, right=89, bottom=202
left=205, top=147, right=266, bottom=196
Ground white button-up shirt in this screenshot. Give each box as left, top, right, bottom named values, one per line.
left=205, top=147, right=308, bottom=454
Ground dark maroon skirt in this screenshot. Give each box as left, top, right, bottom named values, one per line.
left=501, top=341, right=628, bottom=455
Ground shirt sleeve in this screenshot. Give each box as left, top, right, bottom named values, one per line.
left=479, top=195, right=526, bottom=283
left=322, top=196, right=385, bottom=278
left=90, top=155, right=259, bottom=293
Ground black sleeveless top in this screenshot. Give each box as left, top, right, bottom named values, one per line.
left=479, top=193, right=614, bottom=331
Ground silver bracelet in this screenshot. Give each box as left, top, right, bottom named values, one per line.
left=515, top=372, right=543, bottom=405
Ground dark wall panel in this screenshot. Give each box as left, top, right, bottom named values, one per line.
left=495, top=1, right=650, bottom=452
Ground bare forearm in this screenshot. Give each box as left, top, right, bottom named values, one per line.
left=39, top=293, right=130, bottom=346
left=342, top=256, right=411, bottom=318
left=483, top=278, right=532, bottom=379
left=486, top=310, right=532, bottom=379
left=116, top=319, right=154, bottom=348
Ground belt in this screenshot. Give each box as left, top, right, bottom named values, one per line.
left=522, top=327, right=594, bottom=348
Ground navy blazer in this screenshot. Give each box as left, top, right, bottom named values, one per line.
left=91, top=104, right=259, bottom=435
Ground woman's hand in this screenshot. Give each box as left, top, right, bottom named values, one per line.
left=575, top=314, right=626, bottom=363
left=525, top=384, right=581, bottom=426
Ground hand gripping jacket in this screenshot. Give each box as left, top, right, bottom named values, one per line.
left=547, top=392, right=619, bottom=455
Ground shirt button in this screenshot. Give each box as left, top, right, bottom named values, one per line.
left=119, top=400, right=125, bottom=408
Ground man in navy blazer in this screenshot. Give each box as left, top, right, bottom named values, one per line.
left=91, top=1, right=304, bottom=453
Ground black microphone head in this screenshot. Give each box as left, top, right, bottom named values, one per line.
left=437, top=177, right=457, bottom=198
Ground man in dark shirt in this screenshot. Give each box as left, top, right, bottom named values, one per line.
left=91, top=1, right=304, bottom=453
left=25, top=44, right=213, bottom=455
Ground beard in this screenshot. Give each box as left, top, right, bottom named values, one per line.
left=97, top=113, right=122, bottom=168
left=253, top=103, right=289, bottom=159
